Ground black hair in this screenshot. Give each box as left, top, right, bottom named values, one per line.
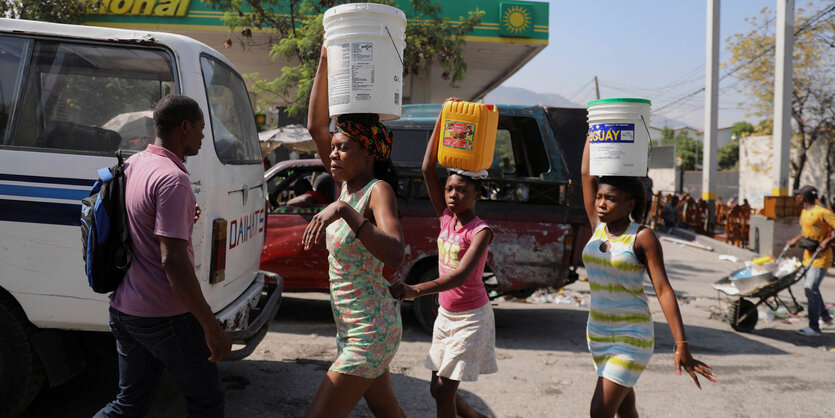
left=598, top=176, right=645, bottom=223
left=337, top=113, right=398, bottom=193
left=154, top=94, right=203, bottom=137
left=373, top=159, right=399, bottom=194
left=447, top=171, right=487, bottom=197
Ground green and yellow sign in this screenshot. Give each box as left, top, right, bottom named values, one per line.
left=94, top=0, right=191, bottom=17
left=84, top=0, right=548, bottom=45
left=499, top=2, right=534, bottom=38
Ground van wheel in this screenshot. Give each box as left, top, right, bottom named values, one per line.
left=413, top=268, right=439, bottom=334
left=0, top=291, right=46, bottom=417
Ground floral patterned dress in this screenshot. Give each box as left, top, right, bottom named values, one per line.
left=325, top=178, right=402, bottom=378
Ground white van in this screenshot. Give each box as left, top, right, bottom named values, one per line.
left=0, top=19, right=283, bottom=416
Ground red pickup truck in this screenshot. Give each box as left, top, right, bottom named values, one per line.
left=261, top=104, right=591, bottom=331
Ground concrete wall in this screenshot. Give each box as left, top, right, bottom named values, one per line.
left=648, top=168, right=679, bottom=195
left=739, top=135, right=773, bottom=208
left=737, top=134, right=835, bottom=208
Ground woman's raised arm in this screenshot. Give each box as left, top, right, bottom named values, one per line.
left=581, top=135, right=599, bottom=229
left=422, top=104, right=447, bottom=218
left=307, top=44, right=333, bottom=171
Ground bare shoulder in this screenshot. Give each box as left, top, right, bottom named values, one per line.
left=635, top=225, right=661, bottom=250
left=370, top=180, right=396, bottom=200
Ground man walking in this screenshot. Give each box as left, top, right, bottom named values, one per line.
left=96, top=95, right=231, bottom=417
left=786, top=185, right=835, bottom=337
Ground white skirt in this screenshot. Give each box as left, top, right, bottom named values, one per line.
left=425, top=303, right=498, bottom=382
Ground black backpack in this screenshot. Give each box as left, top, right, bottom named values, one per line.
left=81, top=152, right=132, bottom=293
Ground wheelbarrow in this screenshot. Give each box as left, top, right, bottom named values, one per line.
left=713, top=246, right=822, bottom=332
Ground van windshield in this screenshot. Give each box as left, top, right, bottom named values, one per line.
left=10, top=39, right=174, bottom=153
left=200, top=56, right=261, bottom=165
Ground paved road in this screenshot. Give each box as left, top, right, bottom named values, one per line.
left=23, top=237, right=835, bottom=417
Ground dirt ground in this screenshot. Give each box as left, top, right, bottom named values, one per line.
left=22, top=239, right=835, bottom=417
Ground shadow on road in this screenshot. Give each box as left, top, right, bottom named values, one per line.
left=22, top=341, right=495, bottom=418
left=745, top=327, right=835, bottom=348
left=216, top=359, right=495, bottom=418
left=272, top=295, right=793, bottom=356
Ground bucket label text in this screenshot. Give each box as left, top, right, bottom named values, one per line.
left=442, top=120, right=476, bottom=150
left=589, top=123, right=635, bottom=143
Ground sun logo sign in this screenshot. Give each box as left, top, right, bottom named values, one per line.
left=500, top=3, right=533, bottom=38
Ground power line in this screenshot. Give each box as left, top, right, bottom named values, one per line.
left=654, top=4, right=834, bottom=113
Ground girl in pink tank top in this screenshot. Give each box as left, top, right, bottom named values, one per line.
left=390, top=99, right=497, bottom=418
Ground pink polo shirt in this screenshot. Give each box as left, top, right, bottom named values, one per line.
left=110, top=144, right=195, bottom=317
left=437, top=209, right=492, bottom=312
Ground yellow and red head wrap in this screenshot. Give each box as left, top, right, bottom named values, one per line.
left=334, top=120, right=393, bottom=161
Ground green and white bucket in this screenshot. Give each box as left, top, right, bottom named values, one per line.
left=587, top=98, right=652, bottom=177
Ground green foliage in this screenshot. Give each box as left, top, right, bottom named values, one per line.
left=753, top=118, right=773, bottom=136
left=730, top=121, right=754, bottom=139
left=717, top=138, right=739, bottom=170
left=653, top=126, right=676, bottom=146
left=0, top=0, right=102, bottom=24
left=201, top=0, right=484, bottom=118
left=725, top=2, right=834, bottom=188
left=675, top=131, right=701, bottom=171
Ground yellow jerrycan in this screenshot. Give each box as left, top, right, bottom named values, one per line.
left=437, top=101, right=499, bottom=172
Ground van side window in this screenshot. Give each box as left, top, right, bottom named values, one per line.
left=200, top=56, right=261, bottom=164
left=12, top=40, right=174, bottom=154
left=0, top=37, right=27, bottom=145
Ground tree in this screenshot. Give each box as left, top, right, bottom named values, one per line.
left=675, top=130, right=702, bottom=171
left=653, top=126, right=676, bottom=146
left=730, top=121, right=754, bottom=139
left=717, top=138, right=739, bottom=170
left=653, top=126, right=703, bottom=169
left=725, top=2, right=835, bottom=191
left=201, top=0, right=484, bottom=117
left=0, top=0, right=102, bottom=24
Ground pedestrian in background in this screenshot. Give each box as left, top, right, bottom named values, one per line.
left=661, top=195, right=680, bottom=233
left=580, top=136, right=715, bottom=418
left=96, top=95, right=231, bottom=417
left=786, top=185, right=835, bottom=337
left=302, top=42, right=406, bottom=418
left=390, top=99, right=497, bottom=418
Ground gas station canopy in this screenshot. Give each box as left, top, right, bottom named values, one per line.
left=84, top=0, right=548, bottom=105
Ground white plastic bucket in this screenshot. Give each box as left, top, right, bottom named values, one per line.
left=587, top=98, right=652, bottom=177
left=323, top=3, right=406, bottom=121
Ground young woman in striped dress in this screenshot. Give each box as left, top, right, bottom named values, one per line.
left=581, top=137, right=715, bottom=417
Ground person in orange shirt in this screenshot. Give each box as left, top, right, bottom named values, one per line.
left=786, top=185, right=835, bottom=336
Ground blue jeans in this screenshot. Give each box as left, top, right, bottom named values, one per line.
left=95, top=307, right=224, bottom=417
left=804, top=267, right=833, bottom=332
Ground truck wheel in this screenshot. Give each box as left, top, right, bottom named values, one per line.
left=729, top=298, right=758, bottom=333
left=413, top=268, right=439, bottom=334
left=0, top=291, right=46, bottom=417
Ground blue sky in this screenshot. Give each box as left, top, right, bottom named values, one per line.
left=500, top=0, right=804, bottom=129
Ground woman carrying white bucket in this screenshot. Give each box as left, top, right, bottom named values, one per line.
left=581, top=114, right=716, bottom=417
left=303, top=36, right=406, bottom=417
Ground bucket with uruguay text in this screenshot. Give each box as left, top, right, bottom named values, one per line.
left=587, top=98, right=652, bottom=177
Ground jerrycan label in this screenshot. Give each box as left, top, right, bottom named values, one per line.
left=442, top=120, right=476, bottom=150
left=589, top=123, right=635, bottom=143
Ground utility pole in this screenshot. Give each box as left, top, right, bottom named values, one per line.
left=702, top=0, right=720, bottom=232
left=772, top=0, right=793, bottom=197
left=593, top=76, right=600, bottom=100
